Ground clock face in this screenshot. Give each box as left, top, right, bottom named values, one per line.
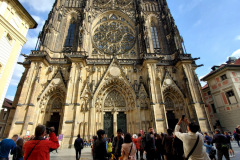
left=92, top=15, right=135, bottom=55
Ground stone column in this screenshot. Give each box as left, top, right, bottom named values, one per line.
left=182, top=63, right=210, bottom=132
left=9, top=62, right=38, bottom=137
left=61, top=63, right=78, bottom=147
left=88, top=106, right=95, bottom=139
left=113, top=111, right=118, bottom=135
left=147, top=63, right=167, bottom=133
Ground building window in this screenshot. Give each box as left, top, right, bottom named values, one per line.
left=0, top=126, right=2, bottom=134
left=207, top=91, right=211, bottom=95
left=64, top=20, right=76, bottom=47
left=150, top=24, right=160, bottom=49
left=226, top=90, right=237, bottom=104
left=211, top=104, right=217, bottom=113
left=2, top=112, right=7, bottom=120
left=220, top=74, right=227, bottom=81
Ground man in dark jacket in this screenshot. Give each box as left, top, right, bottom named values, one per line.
left=92, top=129, right=107, bottom=160
left=74, top=134, right=84, bottom=160
left=112, top=129, right=124, bottom=160
left=163, top=129, right=174, bottom=160
left=212, top=129, right=230, bottom=160
left=145, top=127, right=155, bottom=160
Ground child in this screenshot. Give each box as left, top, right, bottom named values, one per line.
left=204, top=141, right=216, bottom=160
left=107, top=139, right=112, bottom=160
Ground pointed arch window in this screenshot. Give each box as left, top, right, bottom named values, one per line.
left=65, top=19, right=76, bottom=47
left=150, top=23, right=160, bottom=49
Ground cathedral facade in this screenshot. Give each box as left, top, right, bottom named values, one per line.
left=6, top=0, right=211, bottom=147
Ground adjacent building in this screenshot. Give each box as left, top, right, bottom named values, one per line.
left=7, top=0, right=211, bottom=147
left=0, top=0, right=37, bottom=108
left=0, top=98, right=14, bottom=139
left=202, top=57, right=240, bottom=132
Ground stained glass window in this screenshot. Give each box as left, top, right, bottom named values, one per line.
left=92, top=14, right=135, bottom=55
left=151, top=25, right=160, bottom=49
left=65, top=22, right=76, bottom=47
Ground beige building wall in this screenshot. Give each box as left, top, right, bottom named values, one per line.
left=202, top=61, right=240, bottom=132
left=0, top=0, right=37, bottom=108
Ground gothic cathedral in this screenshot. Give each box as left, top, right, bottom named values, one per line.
left=7, top=0, right=210, bottom=147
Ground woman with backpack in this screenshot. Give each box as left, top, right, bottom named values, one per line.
left=11, top=138, right=24, bottom=160
left=121, top=133, right=137, bottom=160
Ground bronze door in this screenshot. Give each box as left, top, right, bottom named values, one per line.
left=117, top=112, right=126, bottom=134
left=104, top=112, right=113, bottom=138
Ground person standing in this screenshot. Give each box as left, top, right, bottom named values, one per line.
left=132, top=135, right=138, bottom=160
left=234, top=125, right=240, bottom=147
left=212, top=129, right=230, bottom=160
left=92, top=129, right=107, bottom=160
left=11, top=138, right=24, bottom=160
left=23, top=125, right=59, bottom=160
left=121, top=133, right=137, bottom=160
left=204, top=141, right=216, bottom=160
left=112, top=129, right=124, bottom=160
left=107, top=139, right=112, bottom=159
left=0, top=134, right=18, bottom=160
left=162, top=129, right=174, bottom=160
left=174, top=118, right=210, bottom=160
left=74, top=134, right=84, bottom=160
left=145, top=127, right=155, bottom=160
left=137, top=133, right=144, bottom=160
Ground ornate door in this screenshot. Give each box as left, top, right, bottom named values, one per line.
left=104, top=112, right=113, bottom=138
left=117, top=112, right=126, bottom=134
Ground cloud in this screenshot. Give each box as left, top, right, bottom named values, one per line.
left=231, top=49, right=240, bottom=57
left=235, top=35, right=240, bottom=41
left=19, top=0, right=55, bottom=12
left=32, top=15, right=45, bottom=33
left=193, top=19, right=202, bottom=27
left=6, top=95, right=14, bottom=101
left=23, top=34, right=38, bottom=49
left=9, top=55, right=25, bottom=87
left=178, top=0, right=203, bottom=12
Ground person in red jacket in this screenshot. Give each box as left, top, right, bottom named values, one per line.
left=132, top=134, right=138, bottom=159
left=23, top=125, right=59, bottom=160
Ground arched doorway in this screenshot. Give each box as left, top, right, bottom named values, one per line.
left=45, top=96, right=64, bottom=135
left=103, top=90, right=127, bottom=137
left=163, top=87, right=185, bottom=130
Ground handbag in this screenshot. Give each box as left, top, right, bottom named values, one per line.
left=25, top=140, right=42, bottom=160
left=185, top=135, right=199, bottom=160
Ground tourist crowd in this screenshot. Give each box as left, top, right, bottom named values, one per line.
left=90, top=118, right=240, bottom=160
left=0, top=119, right=239, bottom=160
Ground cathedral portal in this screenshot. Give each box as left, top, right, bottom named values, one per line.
left=6, top=0, right=212, bottom=148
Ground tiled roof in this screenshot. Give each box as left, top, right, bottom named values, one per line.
left=201, top=58, right=240, bottom=81
left=2, top=98, right=13, bottom=109
left=202, top=84, right=209, bottom=90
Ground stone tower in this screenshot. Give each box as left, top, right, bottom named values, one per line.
left=6, top=0, right=211, bottom=147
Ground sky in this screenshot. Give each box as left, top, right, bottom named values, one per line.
left=5, top=0, right=240, bottom=101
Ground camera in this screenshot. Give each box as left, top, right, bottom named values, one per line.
left=181, top=115, right=185, bottom=120
left=46, top=127, right=51, bottom=134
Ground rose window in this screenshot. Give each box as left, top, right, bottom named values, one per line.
left=92, top=15, right=135, bottom=55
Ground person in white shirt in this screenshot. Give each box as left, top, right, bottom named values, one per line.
left=174, top=118, right=210, bottom=160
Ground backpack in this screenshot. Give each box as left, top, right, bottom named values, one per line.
left=209, top=147, right=216, bottom=158
left=141, top=136, right=146, bottom=150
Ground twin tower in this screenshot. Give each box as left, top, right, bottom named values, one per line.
left=6, top=0, right=210, bottom=147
